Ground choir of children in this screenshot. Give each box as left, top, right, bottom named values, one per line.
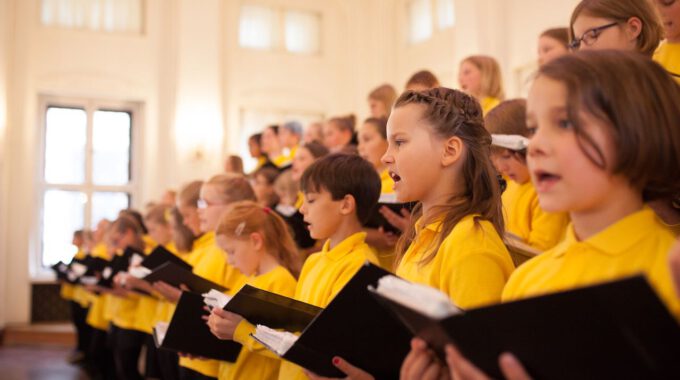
left=56, top=1, right=680, bottom=379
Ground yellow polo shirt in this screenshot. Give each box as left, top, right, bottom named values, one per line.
left=502, top=207, right=680, bottom=320
left=654, top=41, right=680, bottom=84
left=219, top=266, right=298, bottom=380
left=502, top=180, right=569, bottom=251
left=396, top=215, right=514, bottom=309
left=277, top=232, right=379, bottom=380
left=481, top=97, right=501, bottom=116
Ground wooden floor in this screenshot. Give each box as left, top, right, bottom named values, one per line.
left=0, top=323, right=89, bottom=380
left=0, top=345, right=89, bottom=380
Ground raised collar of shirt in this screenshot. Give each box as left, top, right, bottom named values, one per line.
left=321, top=232, right=367, bottom=261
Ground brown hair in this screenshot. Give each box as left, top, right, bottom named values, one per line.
left=393, top=88, right=505, bottom=266
left=405, top=70, right=441, bottom=90
left=363, top=117, right=388, bottom=140
left=368, top=84, right=398, bottom=116
left=300, top=154, right=381, bottom=224
left=169, top=207, right=196, bottom=253
left=538, top=50, right=680, bottom=200
left=205, top=173, right=257, bottom=204
left=485, top=99, right=529, bottom=158
left=119, top=209, right=148, bottom=234
left=569, top=0, right=664, bottom=56
left=461, top=55, right=505, bottom=101
left=178, top=180, right=204, bottom=208
left=224, top=155, right=244, bottom=175
left=300, top=141, right=329, bottom=159
left=328, top=114, right=357, bottom=133
left=252, top=167, right=281, bottom=206
left=540, top=27, right=570, bottom=47
left=109, top=215, right=145, bottom=252
left=216, top=200, right=300, bottom=277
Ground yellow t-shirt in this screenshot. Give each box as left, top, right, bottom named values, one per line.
left=654, top=41, right=680, bottom=84
left=278, top=232, right=379, bottom=380
left=480, top=97, right=501, bottom=116
left=219, top=266, right=298, bottom=380
left=396, top=215, right=514, bottom=309
left=60, top=249, right=87, bottom=301
left=502, top=181, right=569, bottom=251
left=179, top=232, right=247, bottom=378
left=85, top=243, right=114, bottom=329
left=271, top=154, right=292, bottom=169
left=132, top=242, right=179, bottom=334
left=502, top=207, right=680, bottom=320
left=110, top=248, right=144, bottom=331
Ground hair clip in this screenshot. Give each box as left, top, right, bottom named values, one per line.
left=491, top=134, right=529, bottom=151
left=263, top=207, right=272, bottom=214
left=234, top=221, right=246, bottom=236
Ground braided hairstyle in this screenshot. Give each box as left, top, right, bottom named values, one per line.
left=393, top=87, right=504, bottom=267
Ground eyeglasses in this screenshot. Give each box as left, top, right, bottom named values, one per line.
left=569, top=22, right=619, bottom=50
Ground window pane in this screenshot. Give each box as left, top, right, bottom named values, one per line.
left=239, top=4, right=278, bottom=50
left=284, top=10, right=320, bottom=54
left=40, top=0, right=142, bottom=33
left=436, top=0, right=455, bottom=29
left=42, top=190, right=86, bottom=266
left=44, top=107, right=87, bottom=184
left=92, top=110, right=131, bottom=185
left=408, top=0, right=433, bottom=44
left=91, top=191, right=129, bottom=229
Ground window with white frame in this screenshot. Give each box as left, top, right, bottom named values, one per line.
left=238, top=4, right=321, bottom=54
left=40, top=0, right=144, bottom=33
left=39, top=98, right=138, bottom=268
left=408, top=0, right=455, bottom=44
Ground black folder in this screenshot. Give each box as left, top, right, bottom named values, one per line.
left=143, top=261, right=227, bottom=293
left=51, top=261, right=69, bottom=281
left=371, top=275, right=680, bottom=380
left=97, top=246, right=143, bottom=288
left=155, top=291, right=241, bottom=362
left=252, top=262, right=411, bottom=379
left=141, top=245, right=192, bottom=271
left=364, top=202, right=415, bottom=234
left=225, top=285, right=321, bottom=331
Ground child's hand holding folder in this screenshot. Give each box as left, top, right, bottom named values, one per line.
left=206, top=308, right=243, bottom=340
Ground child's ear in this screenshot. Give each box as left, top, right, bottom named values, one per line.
left=441, top=136, right=464, bottom=167
left=250, top=232, right=264, bottom=250
left=340, top=194, right=357, bottom=216
left=625, top=16, right=643, bottom=41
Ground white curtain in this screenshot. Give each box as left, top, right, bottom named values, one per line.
left=40, top=0, right=143, bottom=33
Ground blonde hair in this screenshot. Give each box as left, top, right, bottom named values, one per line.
left=462, top=55, right=505, bottom=101
left=204, top=173, right=256, bottom=204
left=368, top=84, right=398, bottom=116
left=273, top=170, right=299, bottom=204
left=216, top=201, right=300, bottom=277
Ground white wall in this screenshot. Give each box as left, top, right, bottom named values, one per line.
left=0, top=0, right=579, bottom=324
left=0, top=0, right=11, bottom=329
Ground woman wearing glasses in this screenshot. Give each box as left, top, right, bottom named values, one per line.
left=569, top=0, right=664, bottom=57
